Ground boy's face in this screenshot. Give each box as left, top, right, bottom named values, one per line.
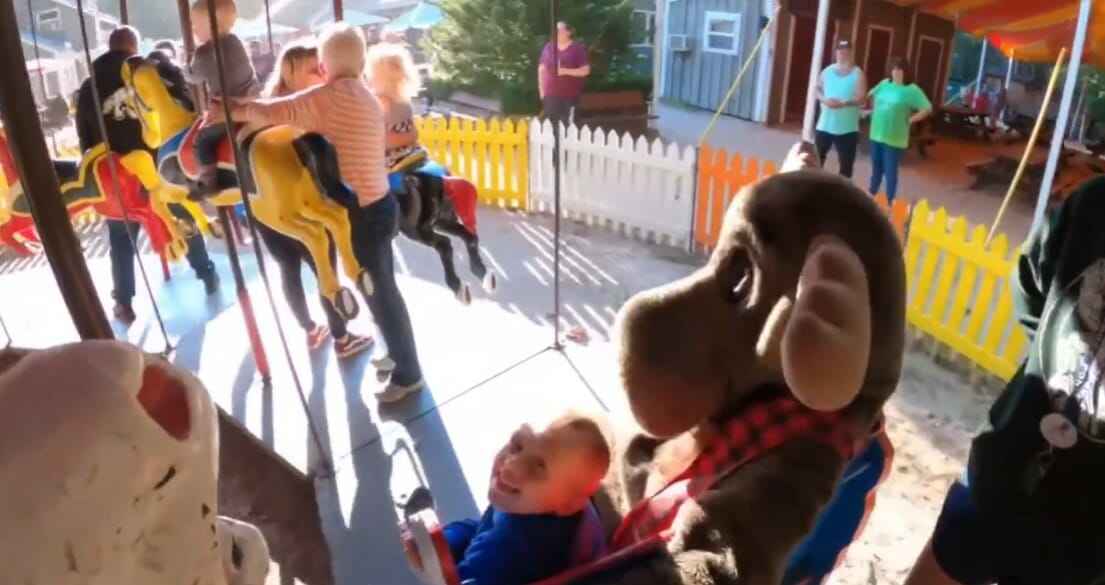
left=487, top=421, right=599, bottom=516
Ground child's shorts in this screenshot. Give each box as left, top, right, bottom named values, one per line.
left=780, top=427, right=893, bottom=585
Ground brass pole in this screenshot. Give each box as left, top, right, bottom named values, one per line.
left=0, top=1, right=112, bottom=340
left=333, top=0, right=343, bottom=21
left=178, top=0, right=196, bottom=60
left=119, top=0, right=129, bottom=24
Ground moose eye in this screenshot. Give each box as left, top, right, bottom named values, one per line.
left=724, top=249, right=754, bottom=305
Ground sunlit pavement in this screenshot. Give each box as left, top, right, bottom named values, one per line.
left=0, top=207, right=693, bottom=584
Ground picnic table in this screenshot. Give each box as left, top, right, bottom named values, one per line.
left=934, top=105, right=991, bottom=140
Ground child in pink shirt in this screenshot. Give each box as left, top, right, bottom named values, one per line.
left=216, top=23, right=424, bottom=401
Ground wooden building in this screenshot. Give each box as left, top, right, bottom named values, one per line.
left=658, top=0, right=956, bottom=125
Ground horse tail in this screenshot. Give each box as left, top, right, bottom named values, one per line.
left=442, top=176, right=479, bottom=235
left=291, top=132, right=358, bottom=210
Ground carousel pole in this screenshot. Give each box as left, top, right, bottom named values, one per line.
left=119, top=0, right=129, bottom=25
left=333, top=0, right=344, bottom=22
left=550, top=0, right=563, bottom=349
left=1032, top=0, right=1093, bottom=232
left=176, top=0, right=272, bottom=381
left=802, top=0, right=831, bottom=141
left=0, top=2, right=112, bottom=340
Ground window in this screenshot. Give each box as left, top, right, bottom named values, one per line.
left=630, top=9, right=655, bottom=47
left=35, top=8, right=61, bottom=32
left=703, top=11, right=741, bottom=55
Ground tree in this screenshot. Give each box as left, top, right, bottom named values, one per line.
left=424, top=0, right=638, bottom=97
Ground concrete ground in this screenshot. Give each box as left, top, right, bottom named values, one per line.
left=656, top=102, right=1049, bottom=245
left=0, top=207, right=993, bottom=584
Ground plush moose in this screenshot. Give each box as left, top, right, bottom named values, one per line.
left=591, top=142, right=907, bottom=585
left=0, top=341, right=270, bottom=585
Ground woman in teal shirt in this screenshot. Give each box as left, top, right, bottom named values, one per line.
left=867, top=57, right=932, bottom=202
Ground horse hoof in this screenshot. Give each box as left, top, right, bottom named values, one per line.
left=358, top=271, right=374, bottom=297
left=482, top=272, right=497, bottom=293
left=335, top=287, right=360, bottom=320
left=456, top=284, right=472, bottom=306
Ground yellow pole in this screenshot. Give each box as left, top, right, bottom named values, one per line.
left=986, top=47, right=1067, bottom=246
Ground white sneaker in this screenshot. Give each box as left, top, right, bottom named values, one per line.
left=375, top=378, right=424, bottom=403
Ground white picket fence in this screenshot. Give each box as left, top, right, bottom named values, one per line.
left=528, top=120, right=697, bottom=248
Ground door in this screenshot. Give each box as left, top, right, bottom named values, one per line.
left=914, top=37, right=945, bottom=104
left=864, top=26, right=892, bottom=85
left=785, top=13, right=835, bottom=121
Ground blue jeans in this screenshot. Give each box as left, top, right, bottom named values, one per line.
left=350, top=193, right=423, bottom=385
left=868, top=140, right=904, bottom=202
left=107, top=204, right=214, bottom=304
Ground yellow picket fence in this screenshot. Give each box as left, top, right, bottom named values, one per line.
left=905, top=201, right=1029, bottom=380
left=416, top=116, right=529, bottom=209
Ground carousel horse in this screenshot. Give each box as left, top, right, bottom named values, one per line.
left=390, top=150, right=497, bottom=305
left=0, top=130, right=184, bottom=275
left=121, top=52, right=368, bottom=320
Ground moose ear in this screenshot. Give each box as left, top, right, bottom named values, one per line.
left=781, top=235, right=871, bottom=411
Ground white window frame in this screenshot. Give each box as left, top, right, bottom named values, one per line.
left=630, top=9, right=656, bottom=47
left=35, top=8, right=62, bottom=32
left=703, top=11, right=741, bottom=56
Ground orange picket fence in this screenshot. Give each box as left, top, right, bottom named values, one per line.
left=693, top=144, right=910, bottom=249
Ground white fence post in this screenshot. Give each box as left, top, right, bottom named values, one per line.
left=527, top=119, right=698, bottom=249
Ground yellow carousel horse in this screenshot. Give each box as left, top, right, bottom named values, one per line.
left=121, top=51, right=369, bottom=319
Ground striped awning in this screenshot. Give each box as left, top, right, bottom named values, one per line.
left=890, top=1, right=1105, bottom=65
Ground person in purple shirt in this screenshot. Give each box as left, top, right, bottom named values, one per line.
left=538, top=21, right=590, bottom=124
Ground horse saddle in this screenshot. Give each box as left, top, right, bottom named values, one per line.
left=178, top=118, right=239, bottom=180
left=389, top=150, right=448, bottom=192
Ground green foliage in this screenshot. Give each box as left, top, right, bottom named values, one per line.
left=424, top=0, right=641, bottom=102
left=1083, top=68, right=1105, bottom=124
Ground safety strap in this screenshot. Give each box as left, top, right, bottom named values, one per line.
left=610, top=396, right=857, bottom=550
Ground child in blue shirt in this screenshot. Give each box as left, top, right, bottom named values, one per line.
left=403, top=412, right=611, bottom=585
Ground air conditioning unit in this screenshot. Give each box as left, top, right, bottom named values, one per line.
left=668, top=34, right=691, bottom=52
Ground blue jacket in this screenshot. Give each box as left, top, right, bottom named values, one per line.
left=444, top=506, right=591, bottom=585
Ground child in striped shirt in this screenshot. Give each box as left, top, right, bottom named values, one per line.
left=217, top=23, right=425, bottom=401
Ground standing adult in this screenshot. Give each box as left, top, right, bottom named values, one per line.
left=249, top=40, right=276, bottom=82
left=866, top=57, right=932, bottom=203
left=74, top=26, right=219, bottom=323
left=814, top=40, right=865, bottom=178
left=537, top=21, right=590, bottom=125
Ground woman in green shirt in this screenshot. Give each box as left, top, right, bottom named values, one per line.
left=866, top=57, right=932, bottom=202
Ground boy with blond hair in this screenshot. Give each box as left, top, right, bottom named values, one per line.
left=189, top=0, right=258, bottom=198
left=215, top=23, right=425, bottom=402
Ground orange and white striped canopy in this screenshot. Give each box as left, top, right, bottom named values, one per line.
left=891, top=0, right=1105, bottom=65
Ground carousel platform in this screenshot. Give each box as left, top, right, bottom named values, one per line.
left=0, top=208, right=693, bottom=584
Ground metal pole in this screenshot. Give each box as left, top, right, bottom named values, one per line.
left=118, top=0, right=128, bottom=24
left=649, top=0, right=665, bottom=127
left=974, top=38, right=988, bottom=99
left=802, top=0, right=831, bottom=141
left=333, top=0, right=343, bottom=22
left=0, top=1, right=112, bottom=340
left=1070, top=76, right=1087, bottom=140
left=178, top=0, right=196, bottom=59
left=550, top=0, right=562, bottom=349
left=1004, top=49, right=1015, bottom=89
left=1033, top=0, right=1092, bottom=232
left=263, top=0, right=274, bottom=54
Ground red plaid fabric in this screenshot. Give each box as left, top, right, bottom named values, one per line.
left=610, top=395, right=858, bottom=550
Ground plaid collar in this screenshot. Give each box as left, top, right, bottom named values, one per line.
left=611, top=394, right=858, bottom=550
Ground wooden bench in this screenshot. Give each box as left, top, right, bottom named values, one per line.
left=574, top=90, right=655, bottom=138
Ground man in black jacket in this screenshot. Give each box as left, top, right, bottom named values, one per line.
left=75, top=26, right=219, bottom=323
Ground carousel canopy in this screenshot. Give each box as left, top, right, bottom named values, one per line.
left=383, top=1, right=444, bottom=32
left=892, top=0, right=1105, bottom=66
